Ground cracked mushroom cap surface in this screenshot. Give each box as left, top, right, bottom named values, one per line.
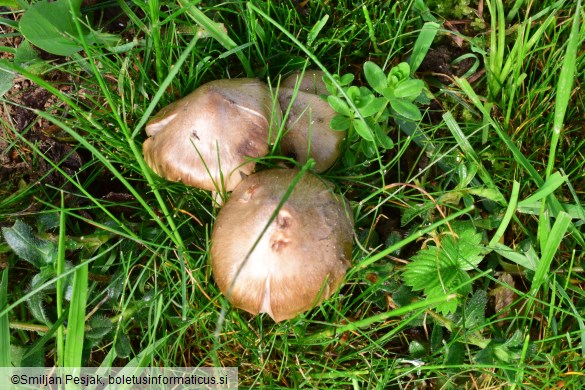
left=143, top=78, right=281, bottom=192
left=278, top=71, right=345, bottom=172
left=210, top=168, right=353, bottom=322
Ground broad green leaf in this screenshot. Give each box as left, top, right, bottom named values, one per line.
left=359, top=139, right=377, bottom=158
left=346, top=85, right=361, bottom=102
left=390, top=98, right=422, bottom=121
left=86, top=316, right=113, bottom=340
left=443, top=229, right=484, bottom=271
left=330, top=114, right=351, bottom=131
left=403, top=226, right=485, bottom=314
left=494, top=243, right=537, bottom=271
left=0, top=0, right=18, bottom=8
left=115, top=333, right=132, bottom=358
left=463, top=290, right=487, bottom=328
left=372, top=122, right=394, bottom=149
left=27, top=291, right=52, bottom=326
left=358, top=96, right=386, bottom=117
left=353, top=119, right=375, bottom=141
left=409, top=340, right=426, bottom=358
left=364, top=61, right=387, bottom=94
left=467, top=187, right=506, bottom=203
left=0, top=60, right=14, bottom=97
left=2, top=220, right=56, bottom=267
left=327, top=95, right=352, bottom=117
left=14, top=40, right=40, bottom=66
left=19, top=0, right=91, bottom=57
left=393, top=79, right=424, bottom=100
left=339, top=73, right=355, bottom=85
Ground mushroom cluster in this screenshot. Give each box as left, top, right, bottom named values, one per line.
left=142, top=71, right=353, bottom=321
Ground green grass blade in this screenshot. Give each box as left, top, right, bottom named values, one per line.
left=443, top=111, right=505, bottom=203
left=456, top=76, right=584, bottom=247
left=354, top=205, right=474, bottom=272
left=489, top=181, right=520, bottom=248
left=554, top=280, right=585, bottom=356
left=546, top=0, right=581, bottom=179
left=56, top=192, right=66, bottom=367
left=362, top=5, right=379, bottom=53
left=0, top=269, right=9, bottom=367
left=409, top=22, right=440, bottom=73
left=63, top=263, right=88, bottom=367
left=180, top=0, right=253, bottom=77
left=307, top=14, right=329, bottom=47
left=531, top=211, right=572, bottom=295
left=518, top=172, right=566, bottom=208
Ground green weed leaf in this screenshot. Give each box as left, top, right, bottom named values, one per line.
left=403, top=227, right=485, bottom=314
left=330, top=114, right=351, bottom=131
left=364, top=61, right=388, bottom=94
left=463, top=290, right=487, bottom=328
left=19, top=0, right=92, bottom=57
left=353, top=119, right=375, bottom=141
left=390, top=99, right=422, bottom=121
left=388, top=62, right=411, bottom=86
left=393, top=79, right=424, bottom=100
left=443, top=228, right=484, bottom=271
left=0, top=0, right=18, bottom=8
left=115, top=333, right=132, bottom=358
left=2, top=220, right=56, bottom=267
left=0, top=60, right=13, bottom=96
left=87, top=316, right=113, bottom=341
left=327, top=95, right=352, bottom=117
left=359, top=96, right=386, bottom=117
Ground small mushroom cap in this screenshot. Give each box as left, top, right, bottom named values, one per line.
left=210, top=168, right=353, bottom=322
left=281, top=70, right=329, bottom=96
left=278, top=88, right=344, bottom=172
left=143, top=78, right=282, bottom=191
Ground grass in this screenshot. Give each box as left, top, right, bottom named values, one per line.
left=0, top=0, right=584, bottom=388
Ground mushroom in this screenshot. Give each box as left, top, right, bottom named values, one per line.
left=210, top=168, right=353, bottom=322
left=143, top=78, right=282, bottom=192
left=278, top=71, right=345, bottom=172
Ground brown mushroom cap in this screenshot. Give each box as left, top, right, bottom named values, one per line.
left=278, top=70, right=345, bottom=172
left=210, top=168, right=353, bottom=322
left=278, top=88, right=344, bottom=172
left=143, top=78, right=281, bottom=192
left=280, top=70, right=329, bottom=95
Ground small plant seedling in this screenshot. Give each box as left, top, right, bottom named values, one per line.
left=325, top=61, right=425, bottom=166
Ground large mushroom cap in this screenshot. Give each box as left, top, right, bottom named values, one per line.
left=278, top=71, right=345, bottom=172
left=210, top=168, right=353, bottom=322
left=143, top=78, right=281, bottom=192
